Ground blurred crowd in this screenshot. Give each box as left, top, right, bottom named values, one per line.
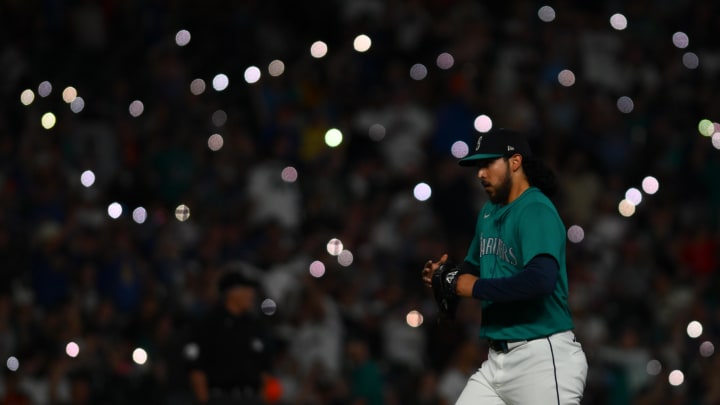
left=1, top=0, right=720, bottom=404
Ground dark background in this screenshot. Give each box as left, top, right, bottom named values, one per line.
left=1, top=0, right=719, bottom=404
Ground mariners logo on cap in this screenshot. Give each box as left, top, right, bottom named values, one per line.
left=476, top=136, right=483, bottom=151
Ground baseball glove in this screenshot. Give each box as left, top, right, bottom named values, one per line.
left=431, top=261, right=460, bottom=320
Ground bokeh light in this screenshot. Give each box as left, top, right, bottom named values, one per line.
left=281, top=166, right=298, bottom=183
left=682, top=52, right=699, bottom=69
left=244, top=66, right=261, bottom=84
left=309, top=260, right=326, bottom=278
left=609, top=13, right=627, bottom=30
left=108, top=202, right=123, bottom=219
left=41, top=112, right=56, bottom=129
left=538, top=6, right=556, bottom=22
left=62, top=86, right=78, bottom=103
left=129, top=100, right=144, bottom=117
left=409, top=63, right=428, bottom=80
left=212, top=74, right=229, bottom=91
left=712, top=133, right=720, bottom=150
left=38, top=80, right=52, bottom=97
left=268, top=60, right=285, bottom=77
left=558, top=69, right=576, bottom=87
left=436, top=52, right=454, bottom=70
left=80, top=170, right=96, bottom=187
left=368, top=124, right=386, bottom=141
left=66, top=341, right=80, bottom=358
left=618, top=199, right=636, bottom=217
left=646, top=359, right=662, bottom=376
left=6, top=357, right=19, bottom=372
left=175, top=29, right=191, bottom=46
left=70, top=97, right=85, bottom=113
left=625, top=187, right=642, bottom=206
left=672, top=32, right=689, bottom=49
left=413, top=182, right=432, bottom=201
left=175, top=204, right=190, bottom=221
left=699, top=341, right=715, bottom=357
left=641, top=176, right=659, bottom=194
left=353, top=34, right=372, bottom=52
left=698, top=119, right=714, bottom=136
left=451, top=141, right=469, bottom=158
left=338, top=250, right=354, bottom=267
left=20, top=89, right=35, bottom=105
left=686, top=321, right=703, bottom=338
left=326, top=238, right=343, bottom=256
left=261, top=299, right=277, bottom=316
left=617, top=96, right=634, bottom=113
left=310, top=41, right=328, bottom=58
left=668, top=370, right=684, bottom=386
left=474, top=114, right=493, bottom=132
left=406, top=310, right=424, bottom=327
left=567, top=225, right=585, bottom=243
left=208, top=134, right=224, bottom=151
left=132, top=207, right=147, bottom=224
left=190, top=78, right=206, bottom=95
left=325, top=128, right=343, bottom=147
left=211, top=110, right=227, bottom=127
left=132, top=348, right=148, bottom=365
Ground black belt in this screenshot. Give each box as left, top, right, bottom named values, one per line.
left=487, top=336, right=544, bottom=353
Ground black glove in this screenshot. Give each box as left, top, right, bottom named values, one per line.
left=431, top=261, right=460, bottom=320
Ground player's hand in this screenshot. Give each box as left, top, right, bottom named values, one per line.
left=422, top=253, right=448, bottom=288
left=456, top=273, right=479, bottom=297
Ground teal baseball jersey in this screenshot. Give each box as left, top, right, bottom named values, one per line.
left=464, top=187, right=574, bottom=340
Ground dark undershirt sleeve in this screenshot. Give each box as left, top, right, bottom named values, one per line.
left=471, top=254, right=559, bottom=302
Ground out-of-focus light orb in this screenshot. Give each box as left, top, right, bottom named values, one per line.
left=62, top=86, right=78, bottom=103
left=609, top=13, right=628, bottom=30
left=699, top=341, right=715, bottom=357
left=698, top=119, right=714, bottom=136
left=558, top=69, right=576, bottom=87
left=646, top=359, right=662, bottom=376
left=538, top=5, right=556, bottom=22
left=175, top=29, right=191, bottom=46
left=712, top=133, right=720, bottom=150
left=20, top=89, right=35, bottom=105
left=208, top=134, right=224, bottom=151
left=617, top=96, right=634, bottom=113
left=268, top=59, right=285, bottom=77
left=410, top=63, right=428, bottom=80
left=70, top=96, right=85, bottom=113
left=327, top=238, right=343, bottom=256
left=244, top=66, right=261, bottom=84
left=618, top=199, right=636, bottom=217
left=38, top=81, right=52, bottom=97
left=567, top=225, right=585, bottom=243
left=310, top=41, right=328, bottom=58
left=132, top=348, right=148, bottom=365
left=413, top=182, right=432, bottom=201
left=686, top=321, right=703, bottom=338
left=625, top=187, right=642, bottom=206
left=80, top=170, right=96, bottom=187
left=338, top=250, right=354, bottom=267
left=672, top=32, right=689, bottom=49
left=325, top=128, right=343, bottom=147
left=474, top=114, right=493, bottom=133
left=190, top=78, right=206, bottom=95
left=436, top=52, right=455, bottom=70
left=451, top=141, right=469, bottom=158
left=668, top=370, right=684, bottom=386
left=211, top=110, right=227, bottom=127
left=406, top=310, right=424, bottom=327
left=132, top=207, right=147, bottom=224
left=108, top=202, right=123, bottom=219
left=212, top=74, right=229, bottom=91
left=353, top=34, right=372, bottom=52
left=175, top=204, right=190, bottom=222
left=41, top=112, right=57, bottom=130
left=309, top=260, right=326, bottom=278
left=642, top=176, right=659, bottom=194
left=6, top=356, right=19, bottom=372
left=682, top=52, right=699, bottom=69
left=261, top=299, right=277, bottom=315
left=183, top=343, right=199, bottom=360
left=281, top=166, right=298, bottom=183
left=129, top=100, right=144, bottom=117
left=66, top=342, right=80, bottom=358
left=368, top=123, right=386, bottom=141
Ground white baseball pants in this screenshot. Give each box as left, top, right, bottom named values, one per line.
left=455, top=331, right=587, bottom=405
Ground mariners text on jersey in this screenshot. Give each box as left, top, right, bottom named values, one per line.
left=478, top=233, right=518, bottom=265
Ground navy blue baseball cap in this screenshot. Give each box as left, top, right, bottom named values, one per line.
left=458, top=128, right=532, bottom=166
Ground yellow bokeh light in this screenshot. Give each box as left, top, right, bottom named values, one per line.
left=41, top=112, right=57, bottom=129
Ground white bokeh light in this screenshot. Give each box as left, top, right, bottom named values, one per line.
left=108, top=202, right=123, bottom=219
left=132, top=348, right=148, bottom=365
left=190, top=78, right=206, bottom=95
left=668, top=370, right=684, bottom=386
left=617, top=96, right=634, bottom=113
left=353, top=34, right=372, bottom=52
left=567, top=225, right=585, bottom=243
left=610, top=13, right=628, bottom=30
left=641, top=176, right=659, bottom=194
left=625, top=187, right=643, bottom=206
left=406, top=310, right=424, bottom=327
left=66, top=342, right=80, bottom=358
left=672, top=32, right=689, bottom=49
left=538, top=6, right=556, bottom=22
left=261, top=298, right=277, bottom=316
left=338, top=250, right=354, bottom=267
left=327, top=238, right=343, bottom=256
left=310, top=41, right=328, bottom=58
left=244, top=66, right=261, bottom=84
left=325, top=128, right=343, bottom=147
left=558, top=69, right=576, bottom=87
left=6, top=356, right=19, bottom=372
left=175, top=204, right=190, bottom=222
left=212, top=74, right=229, bottom=91
left=436, top=52, right=455, bottom=70
left=129, top=100, right=144, bottom=117
left=686, top=321, right=703, bottom=338
left=70, top=96, right=85, bottom=113
left=208, top=134, right=224, bottom=151
left=712, top=133, right=720, bottom=150
left=80, top=170, right=96, bottom=187
left=20, top=89, right=35, bottom=106
left=175, top=29, right=191, bottom=46
left=281, top=166, right=298, bottom=183
left=409, top=63, right=428, bottom=80
left=132, top=207, right=147, bottom=224
left=413, top=182, right=432, bottom=201
left=268, top=60, right=285, bottom=77
left=474, top=115, right=493, bottom=132
left=451, top=141, right=469, bottom=158
left=309, top=260, right=326, bottom=278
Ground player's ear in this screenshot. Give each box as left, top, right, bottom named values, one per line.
left=509, top=154, right=523, bottom=171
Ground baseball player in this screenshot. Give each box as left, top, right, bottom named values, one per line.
left=422, top=128, right=587, bottom=404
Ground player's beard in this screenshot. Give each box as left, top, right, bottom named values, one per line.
left=487, top=167, right=512, bottom=205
